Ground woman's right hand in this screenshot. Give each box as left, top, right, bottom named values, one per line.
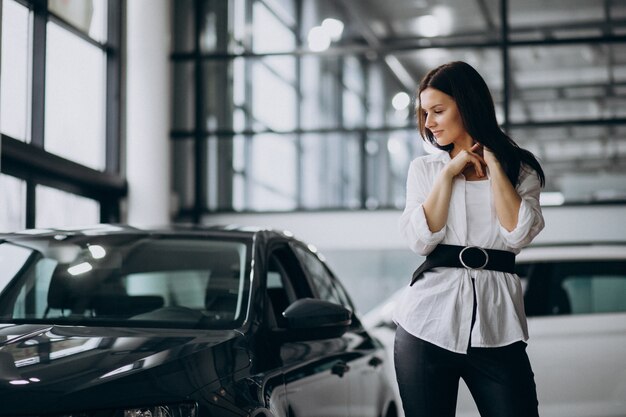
left=444, top=143, right=487, bottom=179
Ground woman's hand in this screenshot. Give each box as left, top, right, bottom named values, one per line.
left=444, top=143, right=487, bottom=178
left=482, top=146, right=500, bottom=170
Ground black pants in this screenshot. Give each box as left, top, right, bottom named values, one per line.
left=394, top=325, right=540, bottom=417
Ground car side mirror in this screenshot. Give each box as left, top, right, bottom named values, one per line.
left=279, top=298, right=352, bottom=341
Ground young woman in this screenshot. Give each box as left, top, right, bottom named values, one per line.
left=395, top=61, right=545, bottom=417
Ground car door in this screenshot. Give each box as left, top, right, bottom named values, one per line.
left=291, top=243, right=388, bottom=417
left=520, top=259, right=626, bottom=417
left=264, top=241, right=350, bottom=417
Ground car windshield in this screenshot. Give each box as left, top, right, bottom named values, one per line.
left=0, top=234, right=251, bottom=329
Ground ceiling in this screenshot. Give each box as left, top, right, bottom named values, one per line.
left=331, top=0, right=626, bottom=199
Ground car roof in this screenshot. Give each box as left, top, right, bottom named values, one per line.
left=0, top=223, right=298, bottom=242
left=518, top=243, right=626, bottom=262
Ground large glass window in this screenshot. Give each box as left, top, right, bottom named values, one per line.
left=35, top=185, right=100, bottom=228
left=251, top=59, right=297, bottom=132
left=0, top=175, right=27, bottom=232
left=171, top=0, right=626, bottom=216
left=301, top=133, right=361, bottom=209
left=246, top=133, right=297, bottom=210
left=48, top=0, right=108, bottom=42
left=509, top=44, right=624, bottom=124
left=0, top=0, right=123, bottom=230
left=509, top=0, right=621, bottom=41
left=45, top=22, right=106, bottom=170
left=0, top=0, right=31, bottom=142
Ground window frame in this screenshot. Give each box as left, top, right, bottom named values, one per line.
left=0, top=0, right=125, bottom=229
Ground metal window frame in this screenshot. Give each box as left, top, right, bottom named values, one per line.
left=0, top=0, right=126, bottom=227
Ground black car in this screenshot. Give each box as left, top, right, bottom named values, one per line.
left=0, top=225, right=397, bottom=417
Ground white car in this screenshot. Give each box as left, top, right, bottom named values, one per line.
left=364, top=243, right=626, bottom=417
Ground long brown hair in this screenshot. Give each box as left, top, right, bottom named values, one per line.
left=416, top=61, right=545, bottom=187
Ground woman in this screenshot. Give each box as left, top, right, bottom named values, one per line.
left=394, top=61, right=545, bottom=417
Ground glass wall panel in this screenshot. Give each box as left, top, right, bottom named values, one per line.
left=173, top=0, right=298, bottom=55
left=509, top=44, right=625, bottom=123
left=1, top=0, right=31, bottom=142
left=509, top=0, right=614, bottom=41
left=48, top=0, right=107, bottom=42
left=172, top=138, right=196, bottom=212
left=246, top=134, right=297, bottom=211
left=301, top=55, right=341, bottom=130
left=366, top=62, right=387, bottom=129
left=251, top=60, right=297, bottom=131
left=170, top=0, right=626, bottom=215
left=0, top=175, right=26, bottom=232
left=301, top=133, right=361, bottom=209
left=252, top=0, right=295, bottom=53
left=36, top=185, right=100, bottom=228
left=510, top=125, right=626, bottom=202
left=342, top=56, right=366, bottom=129
left=366, top=130, right=426, bottom=209
left=336, top=0, right=499, bottom=43
left=232, top=135, right=247, bottom=211
left=45, top=22, right=106, bottom=170
left=201, top=61, right=234, bottom=131
left=172, top=62, right=195, bottom=131
left=172, top=0, right=195, bottom=53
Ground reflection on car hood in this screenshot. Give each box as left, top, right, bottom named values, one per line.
left=0, top=323, right=250, bottom=415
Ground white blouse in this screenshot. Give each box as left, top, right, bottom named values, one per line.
left=394, top=151, right=545, bottom=354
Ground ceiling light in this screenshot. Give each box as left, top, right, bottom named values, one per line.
left=88, top=245, right=106, bottom=259
left=321, top=18, right=344, bottom=41
left=416, top=15, right=439, bottom=37
left=387, top=136, right=404, bottom=155
left=68, top=262, right=93, bottom=276
left=432, top=6, right=453, bottom=36
left=307, top=26, right=331, bottom=52
left=392, top=92, right=411, bottom=111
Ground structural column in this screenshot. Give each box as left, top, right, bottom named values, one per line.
left=126, top=0, right=171, bottom=225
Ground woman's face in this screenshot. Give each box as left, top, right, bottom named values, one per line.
left=420, top=87, right=472, bottom=149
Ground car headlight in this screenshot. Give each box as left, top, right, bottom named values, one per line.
left=123, top=403, right=197, bottom=417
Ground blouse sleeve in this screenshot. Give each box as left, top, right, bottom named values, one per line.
left=498, top=165, right=545, bottom=249
left=398, top=158, right=446, bottom=255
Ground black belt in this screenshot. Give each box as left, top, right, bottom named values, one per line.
left=410, top=244, right=516, bottom=286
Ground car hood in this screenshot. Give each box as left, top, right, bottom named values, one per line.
left=0, top=323, right=250, bottom=415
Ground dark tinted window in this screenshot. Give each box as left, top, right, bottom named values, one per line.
left=293, top=245, right=350, bottom=308
left=518, top=260, right=626, bottom=317
left=265, top=245, right=308, bottom=328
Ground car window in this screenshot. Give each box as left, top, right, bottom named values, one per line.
left=519, top=260, right=626, bottom=317
left=562, top=275, right=626, bottom=315
left=0, top=237, right=251, bottom=329
left=266, top=254, right=296, bottom=325
left=265, top=244, right=312, bottom=328
left=292, top=245, right=350, bottom=308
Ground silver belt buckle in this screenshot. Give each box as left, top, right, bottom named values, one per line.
left=459, top=246, right=489, bottom=270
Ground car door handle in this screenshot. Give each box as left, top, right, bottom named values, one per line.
left=331, top=361, right=350, bottom=377
left=368, top=356, right=383, bottom=368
